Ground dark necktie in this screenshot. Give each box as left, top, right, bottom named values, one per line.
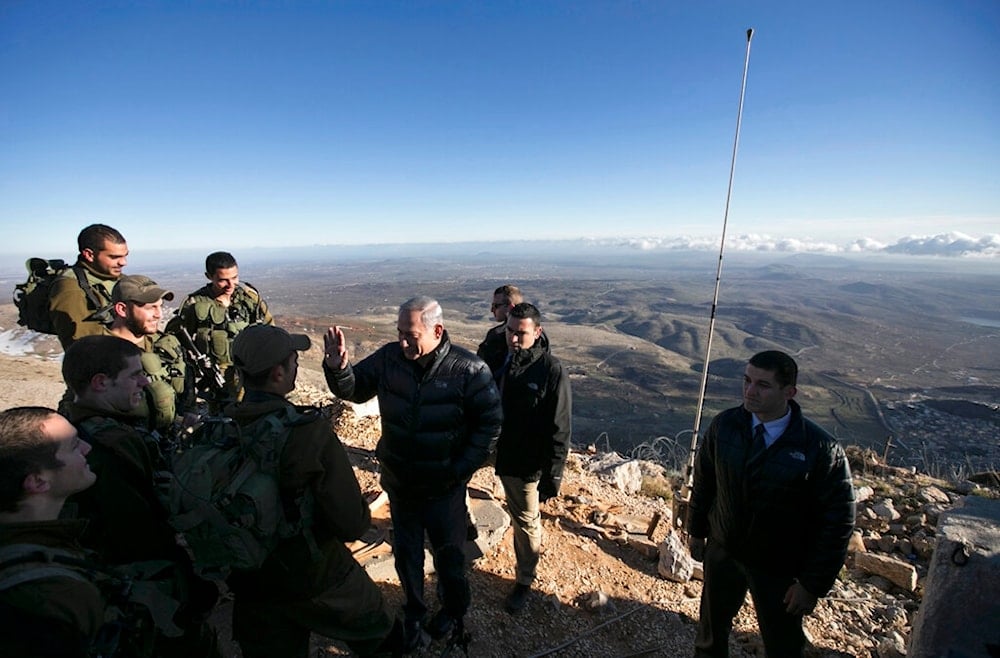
left=752, top=423, right=766, bottom=457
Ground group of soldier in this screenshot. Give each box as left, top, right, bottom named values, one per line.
left=0, top=225, right=576, bottom=657
left=0, top=223, right=856, bottom=658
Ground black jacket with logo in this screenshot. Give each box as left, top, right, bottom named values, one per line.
left=494, top=341, right=572, bottom=494
left=688, top=400, right=856, bottom=597
left=325, top=331, right=502, bottom=500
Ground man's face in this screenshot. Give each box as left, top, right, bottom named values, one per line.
left=84, top=239, right=129, bottom=278
left=40, top=414, right=96, bottom=497
left=397, top=310, right=442, bottom=361
left=491, top=293, right=513, bottom=322
left=742, top=364, right=795, bottom=422
left=122, top=299, right=163, bottom=336
left=207, top=266, right=239, bottom=299
left=506, top=316, right=542, bottom=353
left=106, top=355, right=150, bottom=412
left=278, top=351, right=300, bottom=394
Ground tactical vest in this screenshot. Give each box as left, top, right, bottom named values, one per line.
left=184, top=284, right=267, bottom=368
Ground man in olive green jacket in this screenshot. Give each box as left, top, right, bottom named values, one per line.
left=226, top=324, right=400, bottom=658
left=48, top=224, right=128, bottom=349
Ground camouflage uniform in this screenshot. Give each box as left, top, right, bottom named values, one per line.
left=166, top=284, right=272, bottom=402
left=48, top=260, right=117, bottom=349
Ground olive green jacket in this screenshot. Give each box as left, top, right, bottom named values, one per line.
left=0, top=519, right=105, bottom=657
left=48, top=259, right=117, bottom=349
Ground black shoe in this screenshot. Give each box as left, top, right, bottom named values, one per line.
left=441, top=618, right=470, bottom=657
left=425, top=609, right=455, bottom=640
left=504, top=583, right=531, bottom=614
left=402, top=618, right=429, bottom=653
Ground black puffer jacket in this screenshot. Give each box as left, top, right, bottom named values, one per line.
left=476, top=323, right=508, bottom=374
left=494, top=341, right=572, bottom=493
left=325, top=331, right=502, bottom=499
left=688, top=400, right=855, bottom=597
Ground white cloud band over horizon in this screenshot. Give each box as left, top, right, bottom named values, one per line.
left=618, top=231, right=1000, bottom=258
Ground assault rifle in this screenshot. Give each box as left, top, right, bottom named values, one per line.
left=174, top=326, right=228, bottom=404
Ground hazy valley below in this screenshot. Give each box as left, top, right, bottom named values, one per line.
left=2, top=246, right=998, bottom=476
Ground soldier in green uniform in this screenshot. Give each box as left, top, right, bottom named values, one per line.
left=166, top=251, right=273, bottom=405
left=107, top=275, right=192, bottom=433
left=48, top=224, right=128, bottom=349
left=0, top=406, right=104, bottom=657
left=61, top=336, right=221, bottom=657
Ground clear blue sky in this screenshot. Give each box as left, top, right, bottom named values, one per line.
left=1, top=1, right=997, bottom=255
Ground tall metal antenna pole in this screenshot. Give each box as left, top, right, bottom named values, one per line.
left=674, top=28, right=755, bottom=530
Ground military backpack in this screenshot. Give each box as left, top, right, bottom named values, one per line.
left=167, top=408, right=317, bottom=578
left=12, top=258, right=109, bottom=334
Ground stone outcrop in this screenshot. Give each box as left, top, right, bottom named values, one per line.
left=908, top=495, right=1000, bottom=658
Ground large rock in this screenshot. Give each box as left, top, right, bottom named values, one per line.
left=909, top=495, right=1000, bottom=658
left=657, top=529, right=695, bottom=583
left=585, top=453, right=644, bottom=494
left=362, top=496, right=510, bottom=582
left=854, top=552, right=917, bottom=591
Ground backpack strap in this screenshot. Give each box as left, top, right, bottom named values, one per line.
left=0, top=544, right=95, bottom=592
left=71, top=264, right=110, bottom=311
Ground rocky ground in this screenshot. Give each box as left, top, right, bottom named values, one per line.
left=287, top=384, right=998, bottom=658
left=0, top=340, right=995, bottom=657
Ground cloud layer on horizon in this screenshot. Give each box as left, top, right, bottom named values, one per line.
left=613, top=232, right=999, bottom=258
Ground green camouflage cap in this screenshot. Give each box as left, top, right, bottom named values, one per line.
left=112, top=275, right=174, bottom=304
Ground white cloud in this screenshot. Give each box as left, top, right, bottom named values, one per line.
left=599, top=232, right=999, bottom=258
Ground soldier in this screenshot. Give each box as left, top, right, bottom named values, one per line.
left=166, top=251, right=272, bottom=404
left=107, top=274, right=191, bottom=433
left=225, top=325, right=402, bottom=658
left=48, top=223, right=128, bottom=349
left=62, top=335, right=221, bottom=657
left=0, top=406, right=103, bottom=657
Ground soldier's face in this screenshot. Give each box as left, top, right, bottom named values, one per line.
left=125, top=299, right=163, bottom=336
left=207, top=267, right=239, bottom=298
left=106, top=355, right=150, bottom=412
left=86, top=240, right=129, bottom=277
left=40, top=414, right=96, bottom=497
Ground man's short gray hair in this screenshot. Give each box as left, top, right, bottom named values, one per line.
left=400, top=296, right=443, bottom=330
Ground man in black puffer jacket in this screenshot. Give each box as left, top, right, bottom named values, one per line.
left=687, top=350, right=855, bottom=658
left=324, top=296, right=502, bottom=652
left=493, top=303, right=571, bottom=615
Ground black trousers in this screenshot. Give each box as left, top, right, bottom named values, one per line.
left=695, top=540, right=806, bottom=658
left=389, top=485, right=470, bottom=624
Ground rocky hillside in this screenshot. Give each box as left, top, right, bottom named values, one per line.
left=287, top=384, right=998, bottom=658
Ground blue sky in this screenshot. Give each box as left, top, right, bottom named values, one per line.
left=1, top=1, right=997, bottom=256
